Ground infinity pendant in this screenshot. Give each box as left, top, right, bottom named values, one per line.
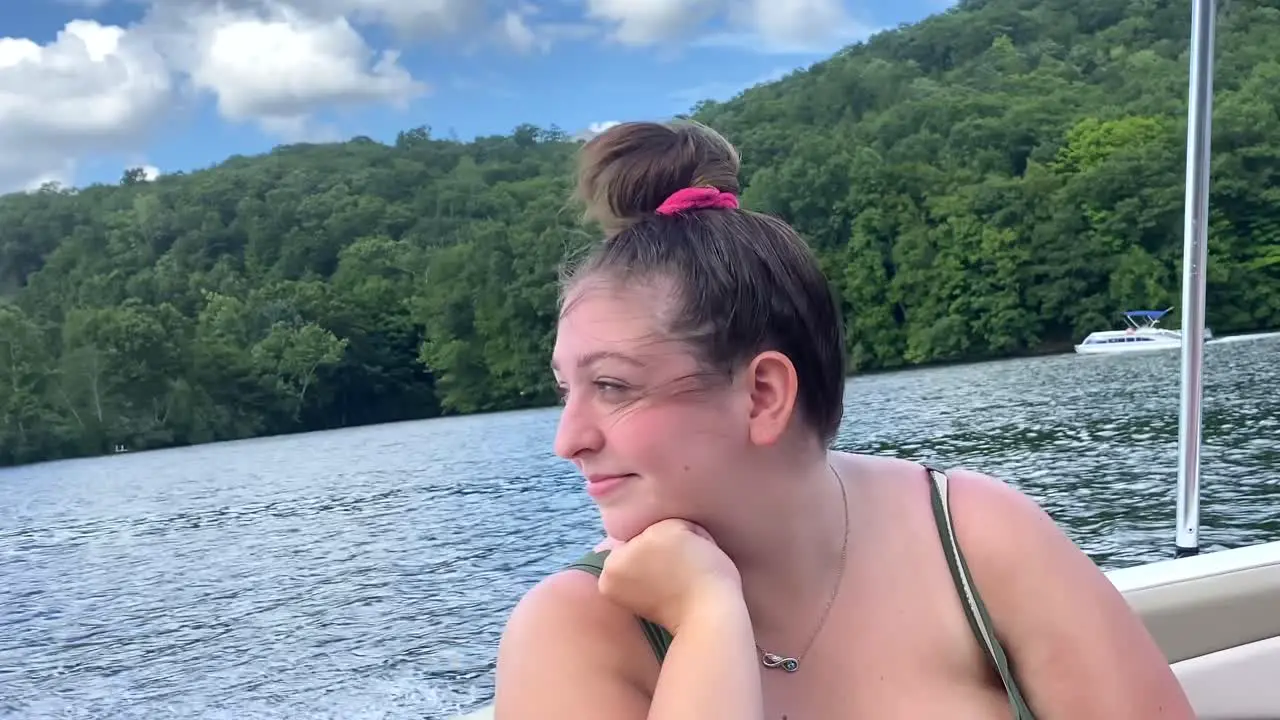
left=761, top=652, right=800, bottom=672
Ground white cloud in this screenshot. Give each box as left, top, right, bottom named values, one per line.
left=734, top=0, right=876, bottom=52
left=126, top=0, right=481, bottom=36
left=502, top=12, right=538, bottom=51
left=572, top=119, right=620, bottom=142
left=584, top=0, right=871, bottom=52
left=0, top=19, right=172, bottom=192
left=122, top=163, right=161, bottom=181
left=0, top=0, right=877, bottom=192
left=178, top=6, right=424, bottom=134
left=0, top=1, right=431, bottom=191
left=277, top=0, right=482, bottom=36
left=585, top=0, right=720, bottom=45
left=499, top=8, right=544, bottom=53
left=744, top=0, right=854, bottom=44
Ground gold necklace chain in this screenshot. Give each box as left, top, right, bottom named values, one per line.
left=755, top=461, right=849, bottom=673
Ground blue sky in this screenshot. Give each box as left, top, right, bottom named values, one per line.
left=0, top=0, right=952, bottom=192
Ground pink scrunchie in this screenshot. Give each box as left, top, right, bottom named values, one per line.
left=655, top=186, right=739, bottom=215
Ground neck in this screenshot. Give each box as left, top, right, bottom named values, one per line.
left=698, top=445, right=853, bottom=647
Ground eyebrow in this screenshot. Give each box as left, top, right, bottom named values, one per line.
left=550, top=351, right=646, bottom=372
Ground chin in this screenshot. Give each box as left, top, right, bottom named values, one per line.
left=599, top=515, right=645, bottom=543
left=598, top=508, right=661, bottom=544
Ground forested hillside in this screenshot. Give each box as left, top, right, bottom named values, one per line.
left=3, top=0, right=1279, bottom=466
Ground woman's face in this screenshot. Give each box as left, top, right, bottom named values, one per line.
left=551, top=280, right=748, bottom=541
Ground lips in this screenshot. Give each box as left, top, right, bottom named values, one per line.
left=584, top=473, right=634, bottom=498
left=586, top=473, right=630, bottom=484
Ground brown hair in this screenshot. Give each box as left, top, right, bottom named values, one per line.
left=563, top=119, right=846, bottom=444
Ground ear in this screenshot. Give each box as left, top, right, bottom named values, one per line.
left=742, top=350, right=799, bottom=446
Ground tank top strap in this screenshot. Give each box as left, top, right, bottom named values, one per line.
left=566, top=549, right=672, bottom=663
left=924, top=465, right=1036, bottom=719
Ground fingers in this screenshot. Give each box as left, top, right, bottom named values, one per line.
left=681, top=521, right=715, bottom=542
left=594, top=536, right=619, bottom=551
left=644, top=518, right=715, bottom=542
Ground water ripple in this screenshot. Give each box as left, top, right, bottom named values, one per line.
left=1, top=338, right=1278, bottom=718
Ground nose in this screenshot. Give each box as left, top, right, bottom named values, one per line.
left=553, top=394, right=605, bottom=461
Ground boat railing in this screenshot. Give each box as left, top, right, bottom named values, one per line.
left=452, top=1, right=1280, bottom=717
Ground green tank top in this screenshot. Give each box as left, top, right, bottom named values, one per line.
left=566, top=466, right=1035, bottom=719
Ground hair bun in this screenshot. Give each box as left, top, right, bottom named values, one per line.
left=575, top=119, right=741, bottom=236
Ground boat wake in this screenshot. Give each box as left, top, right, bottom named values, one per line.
left=1207, top=330, right=1280, bottom=345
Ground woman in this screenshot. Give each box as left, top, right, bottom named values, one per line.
left=493, top=120, right=1193, bottom=719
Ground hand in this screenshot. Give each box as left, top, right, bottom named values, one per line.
left=598, top=518, right=744, bottom=633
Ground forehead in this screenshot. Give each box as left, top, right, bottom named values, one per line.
left=552, top=280, right=682, bottom=368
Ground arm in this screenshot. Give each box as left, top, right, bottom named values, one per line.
left=494, top=569, right=764, bottom=720
left=648, top=584, right=764, bottom=720
left=947, top=469, right=1195, bottom=719
left=494, top=569, right=650, bottom=719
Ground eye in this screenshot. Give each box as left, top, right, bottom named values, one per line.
left=593, top=379, right=631, bottom=400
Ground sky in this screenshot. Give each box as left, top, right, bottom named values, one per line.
left=0, top=0, right=954, bottom=193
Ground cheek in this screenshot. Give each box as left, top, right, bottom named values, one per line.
left=610, top=403, right=741, bottom=474
left=605, top=408, right=681, bottom=460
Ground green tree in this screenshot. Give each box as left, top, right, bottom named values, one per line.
left=2, top=0, right=1278, bottom=466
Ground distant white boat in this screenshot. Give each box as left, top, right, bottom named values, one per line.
left=453, top=2, right=1280, bottom=715
left=1074, top=309, right=1213, bottom=355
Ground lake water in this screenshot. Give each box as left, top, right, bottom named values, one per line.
left=3, top=336, right=1279, bottom=719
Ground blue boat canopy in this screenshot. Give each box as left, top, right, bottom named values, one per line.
left=1123, top=309, right=1171, bottom=318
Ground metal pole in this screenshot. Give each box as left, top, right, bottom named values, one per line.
left=1175, top=0, right=1216, bottom=558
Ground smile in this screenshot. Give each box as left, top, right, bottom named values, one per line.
left=584, top=474, right=633, bottom=498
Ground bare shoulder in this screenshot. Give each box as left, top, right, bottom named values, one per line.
left=942, top=468, right=1063, bottom=575
left=494, top=563, right=656, bottom=720
left=943, top=467, right=1195, bottom=718
left=941, top=467, right=1120, bottom=603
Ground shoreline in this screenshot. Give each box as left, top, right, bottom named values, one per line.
left=6, top=330, right=1278, bottom=471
